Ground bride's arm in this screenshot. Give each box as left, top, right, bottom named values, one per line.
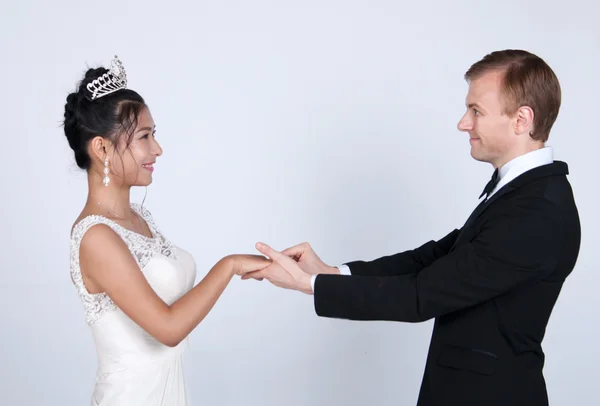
left=79, top=224, right=268, bottom=347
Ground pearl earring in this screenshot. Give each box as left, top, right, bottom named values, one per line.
left=103, top=156, right=110, bottom=186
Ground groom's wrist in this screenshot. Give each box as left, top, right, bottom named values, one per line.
left=310, top=266, right=342, bottom=293
left=298, top=273, right=314, bottom=295
left=323, top=265, right=341, bottom=275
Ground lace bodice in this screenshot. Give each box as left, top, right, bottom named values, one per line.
left=69, top=203, right=179, bottom=325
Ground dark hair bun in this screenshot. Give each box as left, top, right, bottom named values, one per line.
left=63, top=66, right=146, bottom=170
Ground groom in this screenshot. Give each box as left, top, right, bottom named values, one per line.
left=244, top=49, right=581, bottom=406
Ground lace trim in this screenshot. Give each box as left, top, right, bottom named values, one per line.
left=69, top=204, right=178, bottom=325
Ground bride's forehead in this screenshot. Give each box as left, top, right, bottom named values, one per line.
left=136, top=107, right=155, bottom=127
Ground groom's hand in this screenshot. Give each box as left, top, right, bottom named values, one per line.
left=242, top=242, right=314, bottom=294
left=281, top=242, right=339, bottom=276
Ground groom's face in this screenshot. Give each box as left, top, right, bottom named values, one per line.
left=457, top=70, right=517, bottom=168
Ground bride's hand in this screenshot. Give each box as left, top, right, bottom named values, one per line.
left=226, top=254, right=272, bottom=277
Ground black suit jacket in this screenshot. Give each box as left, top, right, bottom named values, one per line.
left=313, top=161, right=580, bottom=406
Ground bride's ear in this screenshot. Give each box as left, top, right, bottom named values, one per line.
left=89, top=136, right=112, bottom=164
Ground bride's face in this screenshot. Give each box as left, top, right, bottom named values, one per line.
left=104, top=107, right=163, bottom=187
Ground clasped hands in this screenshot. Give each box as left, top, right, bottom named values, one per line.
left=236, top=242, right=340, bottom=295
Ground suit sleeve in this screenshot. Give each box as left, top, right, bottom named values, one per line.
left=345, top=228, right=460, bottom=276
left=313, top=199, right=563, bottom=323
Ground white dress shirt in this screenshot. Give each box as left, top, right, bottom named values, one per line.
left=310, top=147, right=555, bottom=292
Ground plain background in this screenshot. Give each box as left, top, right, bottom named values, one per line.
left=1, top=1, right=598, bottom=405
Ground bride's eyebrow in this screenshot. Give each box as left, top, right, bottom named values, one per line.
left=136, top=125, right=155, bottom=133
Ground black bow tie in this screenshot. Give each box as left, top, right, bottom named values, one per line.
left=479, top=168, right=499, bottom=199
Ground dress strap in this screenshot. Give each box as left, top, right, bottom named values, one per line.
left=69, top=215, right=124, bottom=325
left=70, top=215, right=129, bottom=292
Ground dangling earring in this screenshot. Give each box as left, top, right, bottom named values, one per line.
left=103, top=156, right=110, bottom=186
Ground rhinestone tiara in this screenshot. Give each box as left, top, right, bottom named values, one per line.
left=86, top=55, right=127, bottom=100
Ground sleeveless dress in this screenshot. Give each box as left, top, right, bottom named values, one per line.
left=70, top=203, right=197, bottom=406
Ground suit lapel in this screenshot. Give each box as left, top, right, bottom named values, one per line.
left=471, top=160, right=568, bottom=222
left=473, top=184, right=516, bottom=222
left=449, top=160, right=568, bottom=252
left=449, top=186, right=515, bottom=252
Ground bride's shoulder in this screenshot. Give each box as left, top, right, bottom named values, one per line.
left=69, top=211, right=117, bottom=241
left=70, top=211, right=101, bottom=237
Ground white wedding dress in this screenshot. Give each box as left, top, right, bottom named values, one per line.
left=70, top=203, right=197, bottom=406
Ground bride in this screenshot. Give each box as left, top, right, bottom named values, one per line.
left=63, top=56, right=269, bottom=405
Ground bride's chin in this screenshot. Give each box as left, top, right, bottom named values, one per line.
left=131, top=174, right=153, bottom=187
left=139, top=178, right=153, bottom=187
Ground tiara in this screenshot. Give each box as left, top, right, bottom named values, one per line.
left=86, top=55, right=127, bottom=100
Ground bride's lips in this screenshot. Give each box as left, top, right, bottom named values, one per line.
left=142, top=162, right=155, bottom=172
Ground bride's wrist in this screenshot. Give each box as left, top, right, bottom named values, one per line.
left=218, top=255, right=237, bottom=277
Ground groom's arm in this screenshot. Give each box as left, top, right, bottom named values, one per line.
left=313, top=201, right=562, bottom=322
left=338, top=228, right=460, bottom=277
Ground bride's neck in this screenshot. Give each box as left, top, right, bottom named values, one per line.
left=87, top=179, right=133, bottom=220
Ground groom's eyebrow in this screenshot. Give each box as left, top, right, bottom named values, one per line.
left=467, top=102, right=489, bottom=113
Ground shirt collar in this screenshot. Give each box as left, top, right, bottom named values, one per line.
left=487, top=146, right=554, bottom=199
